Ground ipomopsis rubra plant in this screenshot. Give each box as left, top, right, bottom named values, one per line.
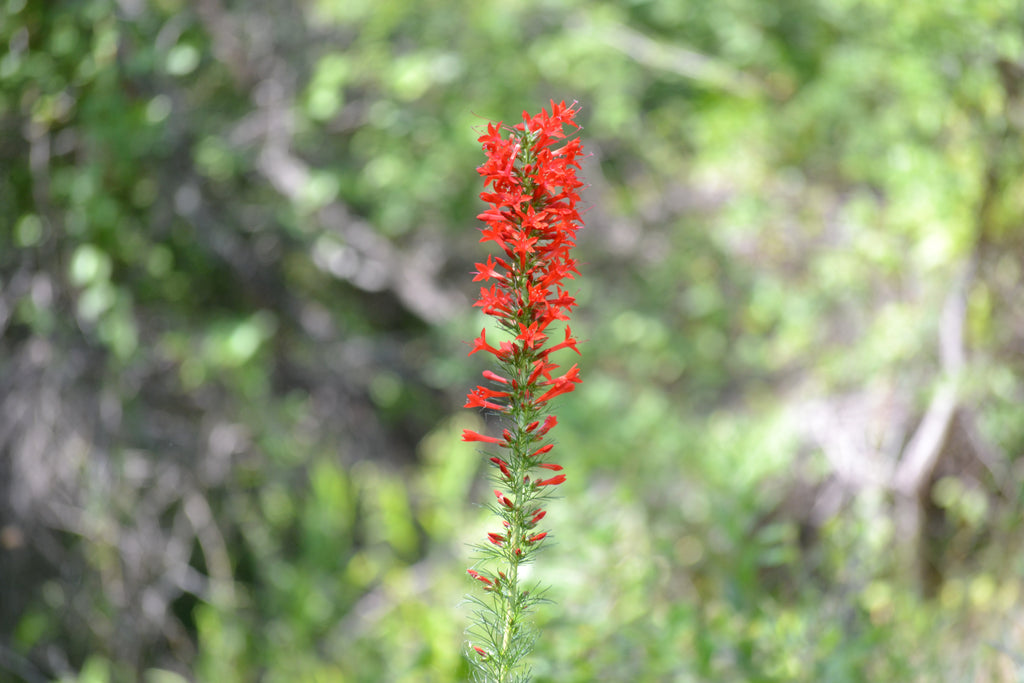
left=462, top=101, right=584, bottom=682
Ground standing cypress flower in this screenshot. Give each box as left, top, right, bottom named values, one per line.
left=462, top=101, right=584, bottom=683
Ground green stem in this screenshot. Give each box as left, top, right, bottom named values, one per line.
left=498, top=558, right=518, bottom=682
left=497, top=412, right=528, bottom=682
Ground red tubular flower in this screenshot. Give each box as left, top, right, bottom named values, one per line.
left=463, top=430, right=506, bottom=445
left=464, top=386, right=508, bottom=411
left=535, top=474, right=566, bottom=487
left=535, top=415, right=558, bottom=437
left=467, top=569, right=493, bottom=586
left=490, top=457, right=512, bottom=479
left=473, top=255, right=507, bottom=282
left=530, top=444, right=554, bottom=458
left=493, top=488, right=514, bottom=508
left=527, top=359, right=558, bottom=385
left=469, top=328, right=506, bottom=358
left=517, top=321, right=548, bottom=349
left=475, top=285, right=513, bottom=317
left=482, top=370, right=510, bottom=385
left=546, top=326, right=580, bottom=356
left=534, top=364, right=582, bottom=404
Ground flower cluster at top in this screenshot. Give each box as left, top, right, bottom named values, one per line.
left=464, top=100, right=583, bottom=415
left=461, top=100, right=583, bottom=675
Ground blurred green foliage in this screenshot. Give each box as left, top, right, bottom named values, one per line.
left=3, top=0, right=1024, bottom=681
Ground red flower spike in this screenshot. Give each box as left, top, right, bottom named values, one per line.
left=465, top=103, right=583, bottom=667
